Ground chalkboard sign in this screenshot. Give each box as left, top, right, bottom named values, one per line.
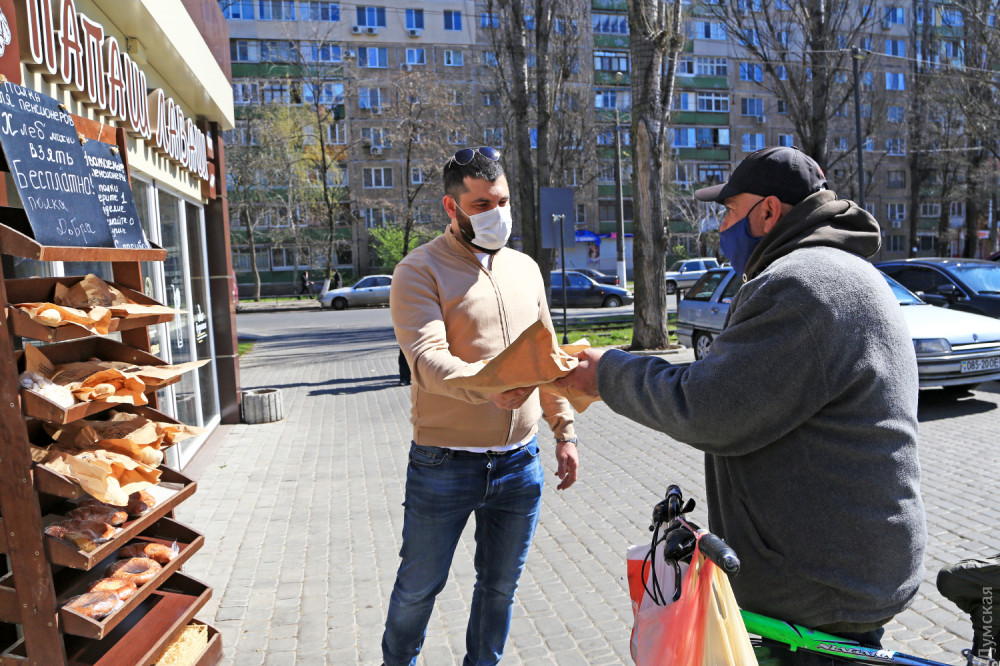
left=82, top=140, right=150, bottom=249
left=0, top=81, right=113, bottom=247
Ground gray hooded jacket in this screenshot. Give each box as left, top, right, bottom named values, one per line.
left=598, top=190, right=926, bottom=627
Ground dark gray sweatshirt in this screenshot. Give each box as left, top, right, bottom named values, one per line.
left=598, top=191, right=927, bottom=627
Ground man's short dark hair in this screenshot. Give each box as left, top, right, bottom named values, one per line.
left=443, top=152, right=505, bottom=199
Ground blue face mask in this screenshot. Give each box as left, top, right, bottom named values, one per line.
left=719, top=199, right=765, bottom=278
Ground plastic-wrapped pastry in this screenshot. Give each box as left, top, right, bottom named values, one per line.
left=68, top=504, right=128, bottom=526
left=64, top=590, right=123, bottom=619
left=125, top=489, right=156, bottom=516
left=118, top=541, right=178, bottom=564
left=88, top=577, right=138, bottom=601
left=106, top=557, right=161, bottom=585
left=44, top=519, right=116, bottom=552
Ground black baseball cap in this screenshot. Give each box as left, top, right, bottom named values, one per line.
left=694, top=146, right=828, bottom=205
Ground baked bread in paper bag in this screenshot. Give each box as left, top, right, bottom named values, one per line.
left=100, top=359, right=210, bottom=389
left=46, top=413, right=165, bottom=467
left=53, top=273, right=183, bottom=319
left=14, top=302, right=112, bottom=335
left=444, top=320, right=601, bottom=412
left=30, top=445, right=161, bottom=506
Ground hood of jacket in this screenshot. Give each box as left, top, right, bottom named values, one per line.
left=743, top=190, right=881, bottom=280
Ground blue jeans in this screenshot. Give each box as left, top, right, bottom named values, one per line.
left=382, top=438, right=544, bottom=666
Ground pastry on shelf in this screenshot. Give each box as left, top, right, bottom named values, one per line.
left=118, top=541, right=178, bottom=564
left=44, top=518, right=116, bottom=553
left=64, top=590, right=123, bottom=620
left=87, top=577, right=137, bottom=601
left=106, top=557, right=162, bottom=585
left=68, top=504, right=128, bottom=526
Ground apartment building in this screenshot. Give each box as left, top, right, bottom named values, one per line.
left=222, top=0, right=990, bottom=290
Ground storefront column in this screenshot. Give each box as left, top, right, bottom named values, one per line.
left=205, top=122, right=241, bottom=424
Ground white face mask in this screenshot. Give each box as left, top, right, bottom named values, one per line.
left=456, top=202, right=512, bottom=251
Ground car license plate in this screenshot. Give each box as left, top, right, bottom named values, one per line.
left=960, top=357, right=1000, bottom=373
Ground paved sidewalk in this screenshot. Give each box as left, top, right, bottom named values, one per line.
left=177, top=321, right=998, bottom=665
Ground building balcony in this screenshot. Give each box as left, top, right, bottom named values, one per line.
left=599, top=220, right=634, bottom=234
left=598, top=184, right=632, bottom=198
left=594, top=71, right=630, bottom=86
left=675, top=147, right=730, bottom=161
left=592, top=0, right=628, bottom=11
left=672, top=111, right=730, bottom=126
left=676, top=75, right=729, bottom=90
left=593, top=33, right=630, bottom=49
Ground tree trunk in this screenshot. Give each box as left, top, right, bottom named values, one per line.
left=245, top=209, right=262, bottom=301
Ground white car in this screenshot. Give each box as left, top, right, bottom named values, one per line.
left=679, top=268, right=1000, bottom=391
left=665, top=258, right=721, bottom=295
left=319, top=274, right=392, bottom=310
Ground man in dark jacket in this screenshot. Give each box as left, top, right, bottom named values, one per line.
left=558, top=147, right=927, bottom=661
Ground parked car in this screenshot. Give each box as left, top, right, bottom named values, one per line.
left=567, top=267, right=619, bottom=286
left=989, top=250, right=1000, bottom=262
left=876, top=258, right=1000, bottom=318
left=550, top=271, right=633, bottom=308
left=319, top=274, right=392, bottom=310
left=678, top=267, right=1000, bottom=390
left=664, top=258, right=721, bottom=295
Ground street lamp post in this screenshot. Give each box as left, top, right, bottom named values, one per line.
left=613, top=71, right=627, bottom=287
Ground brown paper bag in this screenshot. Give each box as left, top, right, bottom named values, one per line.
left=104, top=359, right=210, bottom=389
left=444, top=320, right=601, bottom=412
left=54, top=274, right=127, bottom=308
left=47, top=414, right=165, bottom=467
left=30, top=445, right=161, bottom=506
left=152, top=420, right=206, bottom=446
left=14, top=302, right=112, bottom=334
left=49, top=361, right=148, bottom=405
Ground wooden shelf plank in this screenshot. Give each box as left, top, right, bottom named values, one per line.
left=63, top=573, right=211, bottom=666
left=0, top=466, right=196, bottom=570
left=0, top=218, right=166, bottom=262
left=33, top=443, right=188, bottom=502
left=57, top=518, right=204, bottom=639
left=192, top=622, right=223, bottom=666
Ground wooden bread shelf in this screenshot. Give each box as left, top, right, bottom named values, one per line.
left=0, top=215, right=166, bottom=262
left=62, top=573, right=212, bottom=666
left=0, top=518, right=203, bottom=639
left=5, top=276, right=176, bottom=343
left=16, top=337, right=182, bottom=424
left=0, top=466, right=196, bottom=569
left=191, top=622, right=223, bottom=666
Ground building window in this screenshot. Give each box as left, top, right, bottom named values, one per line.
left=739, top=63, right=763, bottom=82
left=887, top=105, right=904, bottom=122
left=594, top=50, right=629, bottom=72
left=410, top=167, right=424, bottom=184
left=885, top=39, right=905, bottom=56
left=484, top=127, right=504, bottom=145
left=260, top=40, right=295, bottom=62
left=329, top=122, right=346, bottom=145
left=258, top=0, right=295, bottom=20
left=697, top=93, right=729, bottom=112
left=361, top=127, right=389, bottom=147
left=230, top=39, right=260, bottom=62
left=444, top=10, right=462, bottom=30
left=950, top=201, right=965, bottom=217
left=362, top=208, right=390, bottom=228
left=481, top=51, right=498, bottom=67
left=941, top=8, right=963, bottom=26
left=689, top=21, right=726, bottom=40
left=885, top=72, right=906, bottom=90
left=482, top=93, right=494, bottom=106
left=920, top=202, right=941, bottom=217
left=300, top=1, right=340, bottom=21
left=222, top=0, right=254, bottom=19
left=886, top=137, right=906, bottom=155
left=776, top=99, right=788, bottom=114
left=444, top=50, right=464, bottom=66
left=887, top=171, right=906, bottom=188
left=363, top=167, right=393, bottom=189
left=595, top=89, right=631, bottom=109
left=740, top=98, right=764, bottom=116
left=406, top=48, right=425, bottom=65
left=778, top=134, right=794, bottom=148
left=742, top=133, right=765, bottom=152
left=358, top=47, right=388, bottom=68
left=577, top=203, right=586, bottom=224
left=303, top=82, right=344, bottom=105
left=695, top=56, right=727, bottom=76
left=355, top=5, right=387, bottom=27
left=884, top=7, right=905, bottom=24
left=863, top=137, right=875, bottom=151
left=481, top=12, right=500, bottom=28
left=261, top=82, right=291, bottom=104
left=592, top=12, right=628, bottom=34
left=887, top=235, right=905, bottom=252
left=447, top=130, right=467, bottom=145
left=696, top=127, right=729, bottom=148
left=232, top=81, right=259, bottom=105
left=406, top=8, right=424, bottom=30
left=530, top=128, right=538, bottom=149
left=697, top=165, right=727, bottom=184
left=599, top=199, right=633, bottom=223
left=358, top=87, right=384, bottom=109
left=303, top=42, right=341, bottom=63
left=887, top=203, right=906, bottom=221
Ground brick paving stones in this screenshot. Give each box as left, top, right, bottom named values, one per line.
left=177, top=316, right=999, bottom=665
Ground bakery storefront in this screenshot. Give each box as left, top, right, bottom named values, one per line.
left=1, top=0, right=238, bottom=469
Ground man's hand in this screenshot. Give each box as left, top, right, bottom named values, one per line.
left=555, top=440, right=579, bottom=490
left=489, top=386, right=534, bottom=410
left=554, top=348, right=606, bottom=400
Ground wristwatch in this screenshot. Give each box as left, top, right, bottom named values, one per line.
left=556, top=437, right=579, bottom=446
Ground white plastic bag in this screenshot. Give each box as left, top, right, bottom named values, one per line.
left=627, top=539, right=688, bottom=663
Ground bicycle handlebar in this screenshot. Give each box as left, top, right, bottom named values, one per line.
left=652, top=485, right=741, bottom=576
left=697, top=531, right=741, bottom=575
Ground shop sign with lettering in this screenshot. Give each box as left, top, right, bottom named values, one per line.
left=15, top=0, right=213, bottom=189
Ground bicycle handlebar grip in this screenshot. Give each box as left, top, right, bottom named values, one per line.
left=698, top=532, right=741, bottom=575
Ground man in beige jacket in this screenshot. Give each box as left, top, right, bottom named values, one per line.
left=383, top=147, right=579, bottom=666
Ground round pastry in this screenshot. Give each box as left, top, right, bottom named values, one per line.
left=64, top=591, right=121, bottom=619
left=118, top=542, right=176, bottom=564
left=69, top=505, right=128, bottom=526
left=88, top=577, right=137, bottom=601
left=125, top=490, right=156, bottom=516
left=106, top=557, right=161, bottom=585
left=44, top=519, right=116, bottom=541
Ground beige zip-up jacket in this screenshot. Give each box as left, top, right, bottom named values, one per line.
left=390, top=228, right=576, bottom=448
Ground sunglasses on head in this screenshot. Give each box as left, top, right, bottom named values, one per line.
left=452, top=146, right=501, bottom=165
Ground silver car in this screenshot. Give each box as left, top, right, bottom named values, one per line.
left=319, top=274, right=392, bottom=310
left=678, top=267, right=1000, bottom=391
left=665, top=258, right=721, bottom=295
